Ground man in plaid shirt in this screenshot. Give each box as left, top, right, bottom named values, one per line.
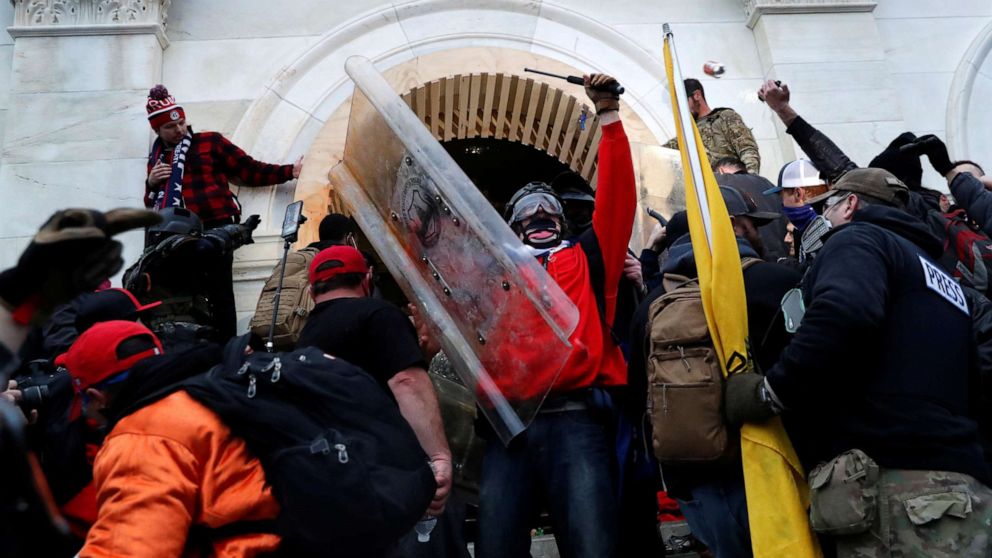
left=144, top=85, right=302, bottom=337
left=144, top=85, right=302, bottom=226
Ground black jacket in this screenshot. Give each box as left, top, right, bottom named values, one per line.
left=949, top=171, right=992, bottom=238
left=766, top=205, right=991, bottom=484
left=629, top=234, right=801, bottom=498
left=786, top=115, right=981, bottom=290
left=786, top=116, right=856, bottom=184
left=964, top=286, right=992, bottom=464
left=715, top=172, right=791, bottom=261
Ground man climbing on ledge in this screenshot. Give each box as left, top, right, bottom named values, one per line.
left=143, top=84, right=303, bottom=336
left=664, top=78, right=761, bottom=174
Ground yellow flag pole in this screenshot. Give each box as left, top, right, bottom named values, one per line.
left=662, top=23, right=715, bottom=251
left=662, top=23, right=822, bottom=557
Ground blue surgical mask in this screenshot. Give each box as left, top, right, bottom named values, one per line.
left=781, top=204, right=817, bottom=231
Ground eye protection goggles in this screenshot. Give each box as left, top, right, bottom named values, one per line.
left=509, top=192, right=563, bottom=225
left=822, top=191, right=853, bottom=216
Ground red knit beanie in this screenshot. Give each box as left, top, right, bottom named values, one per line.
left=146, top=84, right=186, bottom=131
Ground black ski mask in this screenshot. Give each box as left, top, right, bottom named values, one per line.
left=520, top=217, right=562, bottom=248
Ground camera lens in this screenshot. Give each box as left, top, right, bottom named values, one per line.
left=18, top=384, right=49, bottom=412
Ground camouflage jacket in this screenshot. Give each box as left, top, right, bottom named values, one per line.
left=664, top=107, right=761, bottom=174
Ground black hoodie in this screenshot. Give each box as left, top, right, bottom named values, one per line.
left=766, top=205, right=990, bottom=484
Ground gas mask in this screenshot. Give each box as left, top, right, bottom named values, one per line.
left=799, top=215, right=832, bottom=262
left=508, top=191, right=565, bottom=249
left=520, top=217, right=562, bottom=248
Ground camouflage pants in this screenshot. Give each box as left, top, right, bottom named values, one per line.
left=835, top=469, right=992, bottom=557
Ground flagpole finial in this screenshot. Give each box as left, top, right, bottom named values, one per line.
left=663, top=23, right=672, bottom=36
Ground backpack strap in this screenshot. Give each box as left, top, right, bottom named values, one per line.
left=741, top=256, right=763, bottom=272
left=661, top=273, right=696, bottom=293
left=661, top=257, right=763, bottom=293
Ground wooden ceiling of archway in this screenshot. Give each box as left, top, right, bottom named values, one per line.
left=401, top=73, right=601, bottom=182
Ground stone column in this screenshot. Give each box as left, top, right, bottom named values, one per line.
left=745, top=0, right=908, bottom=173
left=0, top=0, right=169, bottom=266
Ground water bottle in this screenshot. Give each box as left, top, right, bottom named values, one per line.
left=416, top=459, right=438, bottom=542
left=415, top=516, right=437, bottom=543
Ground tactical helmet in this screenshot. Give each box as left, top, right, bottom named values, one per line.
left=551, top=171, right=595, bottom=203
left=145, top=206, right=203, bottom=246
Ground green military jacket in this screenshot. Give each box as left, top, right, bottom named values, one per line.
left=664, top=107, right=761, bottom=174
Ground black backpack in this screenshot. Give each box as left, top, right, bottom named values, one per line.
left=182, top=335, right=436, bottom=557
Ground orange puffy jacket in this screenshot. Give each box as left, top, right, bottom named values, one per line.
left=80, top=391, right=280, bottom=558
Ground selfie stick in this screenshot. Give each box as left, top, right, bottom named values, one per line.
left=267, top=204, right=307, bottom=352
left=523, top=68, right=625, bottom=96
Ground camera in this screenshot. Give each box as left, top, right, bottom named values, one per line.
left=12, top=360, right=68, bottom=415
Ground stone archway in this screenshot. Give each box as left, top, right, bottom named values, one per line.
left=319, top=69, right=607, bottom=220
left=295, top=47, right=683, bottom=248
left=402, top=73, right=603, bottom=182
left=223, top=0, right=689, bottom=321
left=947, top=20, right=992, bottom=162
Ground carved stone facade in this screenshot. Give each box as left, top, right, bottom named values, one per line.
left=742, top=0, right=877, bottom=27
left=0, top=0, right=985, bottom=327
left=9, top=0, right=170, bottom=45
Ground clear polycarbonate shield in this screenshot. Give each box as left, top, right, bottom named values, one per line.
left=330, top=56, right=579, bottom=444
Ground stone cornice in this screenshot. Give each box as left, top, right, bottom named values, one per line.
left=7, top=0, right=170, bottom=47
left=743, top=0, right=877, bottom=28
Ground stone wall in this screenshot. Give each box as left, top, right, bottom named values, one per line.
left=875, top=1, right=991, bottom=188
left=0, top=0, right=988, bottom=328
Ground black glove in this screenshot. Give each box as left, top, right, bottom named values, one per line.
left=243, top=214, right=261, bottom=233
left=240, top=214, right=261, bottom=245
left=0, top=208, right=161, bottom=324
left=724, top=372, right=777, bottom=426
left=206, top=223, right=253, bottom=252
left=916, top=134, right=954, bottom=176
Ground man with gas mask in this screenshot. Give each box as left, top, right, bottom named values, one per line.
left=477, top=73, right=635, bottom=558
left=553, top=170, right=645, bottom=348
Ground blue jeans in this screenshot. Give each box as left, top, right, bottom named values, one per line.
left=477, top=409, right=618, bottom=558
left=677, top=478, right=752, bottom=558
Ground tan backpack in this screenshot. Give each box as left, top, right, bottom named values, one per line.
left=646, top=257, right=760, bottom=465
left=250, top=246, right=319, bottom=350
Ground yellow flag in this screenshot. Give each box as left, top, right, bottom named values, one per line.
left=662, top=26, right=821, bottom=557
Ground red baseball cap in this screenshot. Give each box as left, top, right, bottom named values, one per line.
left=62, top=320, right=163, bottom=393
left=309, top=246, right=369, bottom=285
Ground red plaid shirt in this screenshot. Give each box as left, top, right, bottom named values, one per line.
left=145, top=131, right=294, bottom=224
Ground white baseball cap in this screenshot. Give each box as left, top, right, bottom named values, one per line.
left=764, top=159, right=825, bottom=194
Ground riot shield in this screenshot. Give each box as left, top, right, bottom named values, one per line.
left=330, top=56, right=579, bottom=444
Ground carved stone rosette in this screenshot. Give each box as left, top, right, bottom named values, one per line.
left=742, top=0, right=877, bottom=28
left=8, top=0, right=171, bottom=47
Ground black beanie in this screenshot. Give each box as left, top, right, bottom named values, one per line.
left=869, top=132, right=922, bottom=191
left=318, top=213, right=355, bottom=243
left=663, top=210, right=690, bottom=250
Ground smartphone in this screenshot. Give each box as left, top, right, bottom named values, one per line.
left=780, top=288, right=806, bottom=334
left=281, top=201, right=307, bottom=241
